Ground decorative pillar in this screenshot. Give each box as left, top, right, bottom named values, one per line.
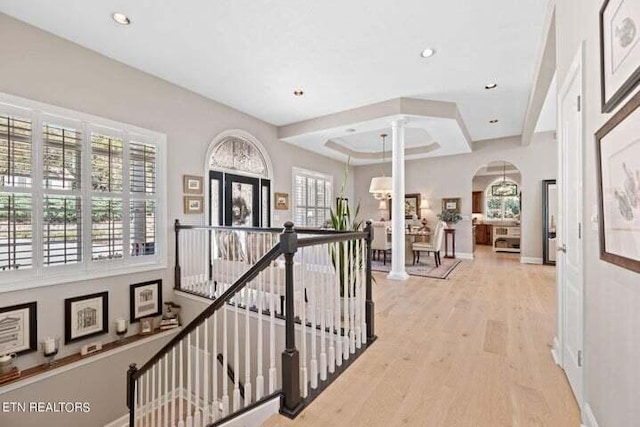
left=387, top=119, right=409, bottom=281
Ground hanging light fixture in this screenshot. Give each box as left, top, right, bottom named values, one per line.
left=369, top=133, right=392, bottom=200
left=491, top=161, right=518, bottom=197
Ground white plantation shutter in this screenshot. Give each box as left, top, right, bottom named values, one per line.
left=293, top=168, right=333, bottom=228
left=0, top=94, right=166, bottom=289
left=42, top=121, right=83, bottom=266
left=0, top=193, right=32, bottom=270
left=0, top=114, right=32, bottom=188
left=129, top=141, right=157, bottom=257
left=1, top=112, right=33, bottom=271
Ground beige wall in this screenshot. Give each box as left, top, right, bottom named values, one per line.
left=353, top=132, right=557, bottom=260
left=556, top=1, right=640, bottom=425
left=0, top=13, right=349, bottom=425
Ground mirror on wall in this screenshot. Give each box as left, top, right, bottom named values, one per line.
left=542, top=179, right=557, bottom=265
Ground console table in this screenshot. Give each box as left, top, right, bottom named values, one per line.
left=444, top=228, right=456, bottom=259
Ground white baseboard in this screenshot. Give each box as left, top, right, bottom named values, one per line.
left=550, top=336, right=560, bottom=366
left=582, top=403, right=599, bottom=427
left=520, top=257, right=543, bottom=264
left=456, top=252, right=474, bottom=260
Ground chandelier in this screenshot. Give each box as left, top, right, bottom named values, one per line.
left=491, top=162, right=518, bottom=197
left=369, top=133, right=392, bottom=200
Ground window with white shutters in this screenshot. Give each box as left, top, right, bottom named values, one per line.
left=129, top=140, right=157, bottom=257
left=42, top=122, right=83, bottom=266
left=1, top=113, right=33, bottom=271
left=293, top=168, right=333, bottom=228
left=0, top=94, right=166, bottom=290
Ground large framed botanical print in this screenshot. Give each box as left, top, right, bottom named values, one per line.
left=595, top=90, right=640, bottom=273
left=600, top=0, right=640, bottom=112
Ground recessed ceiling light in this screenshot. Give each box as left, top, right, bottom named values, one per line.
left=489, top=119, right=499, bottom=124
left=346, top=128, right=356, bottom=133
left=112, top=12, right=131, bottom=25
left=420, top=48, right=436, bottom=58
left=293, top=89, right=304, bottom=97
left=485, top=83, right=498, bottom=90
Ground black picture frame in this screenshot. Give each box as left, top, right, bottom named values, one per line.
left=595, top=90, right=640, bottom=273
left=0, top=302, right=37, bottom=356
left=600, top=0, right=640, bottom=113
left=65, top=292, right=109, bottom=344
left=130, top=279, right=163, bottom=323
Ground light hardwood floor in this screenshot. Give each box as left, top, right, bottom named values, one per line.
left=264, top=246, right=580, bottom=427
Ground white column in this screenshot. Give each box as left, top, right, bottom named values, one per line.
left=387, top=119, right=409, bottom=281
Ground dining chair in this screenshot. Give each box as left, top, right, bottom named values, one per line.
left=412, top=221, right=446, bottom=266
left=371, top=221, right=392, bottom=265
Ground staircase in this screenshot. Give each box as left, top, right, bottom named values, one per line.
left=125, top=221, right=376, bottom=426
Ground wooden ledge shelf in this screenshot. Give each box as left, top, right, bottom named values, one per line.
left=0, top=328, right=180, bottom=395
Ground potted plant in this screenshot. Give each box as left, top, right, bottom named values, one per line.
left=438, top=209, right=463, bottom=228
left=329, top=165, right=363, bottom=303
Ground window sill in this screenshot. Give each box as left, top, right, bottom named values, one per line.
left=0, top=261, right=168, bottom=293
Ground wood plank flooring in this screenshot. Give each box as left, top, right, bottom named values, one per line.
left=264, top=246, right=580, bottom=426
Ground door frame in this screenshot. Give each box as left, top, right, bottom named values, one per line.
left=554, top=42, right=585, bottom=409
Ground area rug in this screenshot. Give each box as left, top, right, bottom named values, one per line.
left=371, top=257, right=461, bottom=279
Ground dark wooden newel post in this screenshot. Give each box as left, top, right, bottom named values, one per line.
left=280, top=221, right=301, bottom=415
left=127, top=363, right=137, bottom=426
left=174, top=219, right=182, bottom=290
left=364, top=220, right=376, bottom=343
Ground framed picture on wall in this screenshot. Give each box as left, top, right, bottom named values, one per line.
left=274, top=192, right=289, bottom=210
left=388, top=193, right=421, bottom=219
left=65, top=292, right=109, bottom=344
left=600, top=0, right=640, bottom=112
left=441, top=197, right=462, bottom=214
left=595, top=90, right=640, bottom=273
left=0, top=302, right=37, bottom=356
left=130, top=280, right=163, bottom=323
left=183, top=175, right=203, bottom=194
left=183, top=196, right=204, bottom=214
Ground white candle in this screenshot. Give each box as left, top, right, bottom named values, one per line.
left=116, top=318, right=126, bottom=333
left=44, top=338, right=55, bottom=354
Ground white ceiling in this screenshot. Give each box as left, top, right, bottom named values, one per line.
left=0, top=0, right=548, bottom=142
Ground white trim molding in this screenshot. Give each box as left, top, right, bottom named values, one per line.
left=520, top=257, right=543, bottom=265
left=582, top=403, right=600, bottom=427
left=550, top=336, right=561, bottom=365
left=456, top=252, right=474, bottom=260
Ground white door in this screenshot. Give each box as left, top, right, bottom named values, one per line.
left=557, top=46, right=584, bottom=406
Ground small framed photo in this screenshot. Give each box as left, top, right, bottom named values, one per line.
left=274, top=192, right=289, bottom=210
left=183, top=175, right=203, bottom=194
left=0, top=302, right=37, bottom=355
left=65, top=292, right=108, bottom=344
left=600, top=0, right=640, bottom=112
left=184, top=196, right=204, bottom=214
left=595, top=90, right=640, bottom=273
left=130, top=279, right=163, bottom=323
left=441, top=197, right=461, bottom=214
left=139, top=317, right=154, bottom=335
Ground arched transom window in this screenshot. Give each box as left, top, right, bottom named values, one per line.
left=209, top=136, right=268, bottom=178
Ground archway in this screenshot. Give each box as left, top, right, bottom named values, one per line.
left=471, top=161, right=522, bottom=258
left=205, top=130, right=272, bottom=227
